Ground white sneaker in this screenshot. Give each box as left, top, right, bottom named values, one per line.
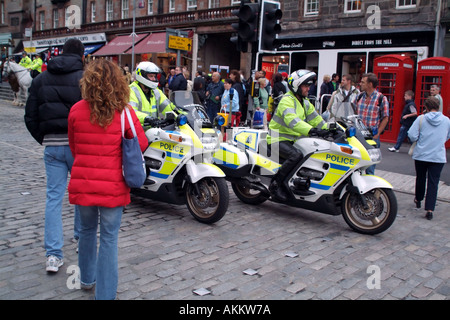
left=46, top=255, right=64, bottom=273
left=388, top=147, right=399, bottom=152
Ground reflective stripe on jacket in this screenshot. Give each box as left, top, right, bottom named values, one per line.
left=267, top=91, right=326, bottom=145
left=128, top=81, right=174, bottom=124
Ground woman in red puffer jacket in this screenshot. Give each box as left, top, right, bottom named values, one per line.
left=68, top=59, right=147, bottom=300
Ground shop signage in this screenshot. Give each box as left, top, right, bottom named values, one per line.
left=23, top=33, right=106, bottom=49
left=276, top=31, right=433, bottom=51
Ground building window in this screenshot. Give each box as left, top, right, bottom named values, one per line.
left=122, top=0, right=129, bottom=19
left=106, top=0, right=113, bottom=21
left=396, top=0, right=417, bottom=9
left=209, top=0, right=220, bottom=9
left=304, top=0, right=319, bottom=16
left=231, top=0, right=240, bottom=5
left=169, top=0, right=175, bottom=12
left=187, top=0, right=197, bottom=11
left=148, top=0, right=153, bottom=15
left=39, top=11, right=45, bottom=30
left=53, top=9, right=59, bottom=28
left=91, top=2, right=96, bottom=23
left=344, top=0, right=362, bottom=13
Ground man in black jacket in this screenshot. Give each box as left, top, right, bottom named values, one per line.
left=24, top=38, right=84, bottom=273
left=169, top=66, right=187, bottom=91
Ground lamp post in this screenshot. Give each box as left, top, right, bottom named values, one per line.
left=131, top=0, right=137, bottom=70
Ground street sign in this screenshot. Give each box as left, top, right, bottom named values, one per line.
left=168, top=35, right=192, bottom=51
left=24, top=47, right=36, bottom=53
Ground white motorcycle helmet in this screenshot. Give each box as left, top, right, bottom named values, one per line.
left=287, top=69, right=316, bottom=95
left=135, top=61, right=161, bottom=89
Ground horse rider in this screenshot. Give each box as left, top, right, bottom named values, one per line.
left=19, top=51, right=32, bottom=69
left=129, top=61, right=177, bottom=127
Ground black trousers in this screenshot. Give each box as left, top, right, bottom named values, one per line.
left=270, top=141, right=303, bottom=183
left=414, top=160, right=445, bottom=211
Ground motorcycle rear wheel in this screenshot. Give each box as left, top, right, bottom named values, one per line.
left=341, top=188, right=397, bottom=235
left=231, top=182, right=269, bottom=205
left=186, top=177, right=229, bottom=224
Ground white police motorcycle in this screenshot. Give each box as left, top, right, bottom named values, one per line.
left=213, top=108, right=397, bottom=235
left=132, top=91, right=229, bottom=224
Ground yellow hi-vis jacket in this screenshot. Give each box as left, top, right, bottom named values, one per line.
left=19, top=56, right=32, bottom=69
left=30, top=57, right=43, bottom=73
left=128, top=81, right=176, bottom=125
left=267, top=91, right=327, bottom=145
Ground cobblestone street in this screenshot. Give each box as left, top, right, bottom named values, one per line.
left=1, top=101, right=449, bottom=302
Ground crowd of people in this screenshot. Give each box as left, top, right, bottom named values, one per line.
left=13, top=37, right=449, bottom=300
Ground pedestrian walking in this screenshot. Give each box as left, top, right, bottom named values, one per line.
left=388, top=90, right=417, bottom=152
left=24, top=38, right=84, bottom=273
left=68, top=59, right=147, bottom=299
left=408, top=97, right=450, bottom=220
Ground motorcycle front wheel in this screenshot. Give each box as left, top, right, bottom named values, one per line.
left=341, top=188, right=397, bottom=235
left=185, top=177, right=229, bottom=224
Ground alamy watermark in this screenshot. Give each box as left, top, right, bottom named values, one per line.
left=366, top=264, right=381, bottom=289
left=65, top=5, right=81, bottom=30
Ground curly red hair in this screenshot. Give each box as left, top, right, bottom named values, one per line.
left=80, top=59, right=130, bottom=128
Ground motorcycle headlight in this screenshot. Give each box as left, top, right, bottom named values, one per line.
left=368, top=148, right=382, bottom=162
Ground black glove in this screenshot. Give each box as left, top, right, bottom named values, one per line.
left=144, top=117, right=160, bottom=127
left=309, top=128, right=329, bottom=137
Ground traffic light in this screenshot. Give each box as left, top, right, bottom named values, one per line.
left=260, top=0, right=282, bottom=51
left=230, top=0, right=260, bottom=52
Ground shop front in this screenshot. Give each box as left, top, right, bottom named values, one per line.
left=22, top=33, right=107, bottom=60
left=256, top=28, right=435, bottom=92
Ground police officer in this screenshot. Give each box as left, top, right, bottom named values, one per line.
left=30, top=53, right=44, bottom=78
left=19, top=51, right=32, bottom=69
left=129, top=61, right=176, bottom=127
left=267, top=69, right=329, bottom=201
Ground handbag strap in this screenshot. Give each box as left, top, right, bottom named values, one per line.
left=121, top=107, right=138, bottom=138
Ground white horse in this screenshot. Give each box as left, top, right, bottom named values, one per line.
left=2, top=60, right=32, bottom=106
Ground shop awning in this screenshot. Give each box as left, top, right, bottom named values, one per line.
left=84, top=43, right=104, bottom=55
left=93, top=33, right=148, bottom=56
left=125, top=32, right=166, bottom=54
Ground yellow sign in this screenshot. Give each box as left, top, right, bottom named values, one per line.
left=168, top=35, right=192, bottom=51
left=24, top=47, right=36, bottom=53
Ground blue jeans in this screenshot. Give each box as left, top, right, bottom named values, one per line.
left=394, top=125, right=411, bottom=150
left=44, top=146, right=80, bottom=259
left=78, top=205, right=123, bottom=300
left=365, top=137, right=380, bottom=175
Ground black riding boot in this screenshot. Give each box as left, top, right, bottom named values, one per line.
left=269, top=177, right=288, bottom=202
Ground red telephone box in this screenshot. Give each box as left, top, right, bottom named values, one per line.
left=373, top=54, right=415, bottom=143
left=415, top=57, right=450, bottom=148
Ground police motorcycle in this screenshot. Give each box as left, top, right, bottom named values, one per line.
left=212, top=97, right=397, bottom=235
left=132, top=91, right=229, bottom=224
